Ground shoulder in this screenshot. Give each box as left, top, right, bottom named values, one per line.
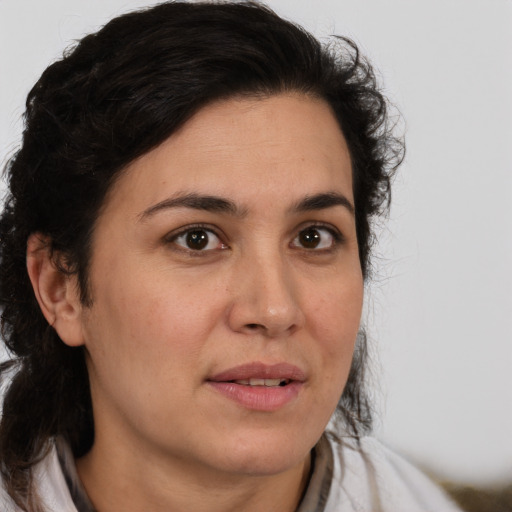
left=323, top=434, right=462, bottom=512
left=0, top=484, right=19, bottom=512
left=0, top=440, right=78, bottom=512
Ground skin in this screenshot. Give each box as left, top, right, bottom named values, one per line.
left=28, top=94, right=363, bottom=512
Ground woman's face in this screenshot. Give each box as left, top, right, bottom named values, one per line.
left=75, top=94, right=363, bottom=477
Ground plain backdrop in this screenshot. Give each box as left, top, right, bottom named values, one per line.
left=1, top=0, right=511, bottom=486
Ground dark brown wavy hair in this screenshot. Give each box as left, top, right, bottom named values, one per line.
left=0, top=2, right=403, bottom=509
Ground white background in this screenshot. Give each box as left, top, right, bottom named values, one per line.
left=1, top=0, right=511, bottom=486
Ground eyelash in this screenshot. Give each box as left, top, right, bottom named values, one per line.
left=291, top=223, right=344, bottom=251
left=166, top=224, right=227, bottom=254
left=165, top=222, right=344, bottom=254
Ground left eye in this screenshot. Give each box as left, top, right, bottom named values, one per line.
left=173, top=228, right=225, bottom=251
left=291, top=226, right=338, bottom=250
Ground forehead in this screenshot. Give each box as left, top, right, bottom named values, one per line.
left=103, top=94, right=353, bottom=216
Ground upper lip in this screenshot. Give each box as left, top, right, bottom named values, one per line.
left=208, top=362, right=307, bottom=382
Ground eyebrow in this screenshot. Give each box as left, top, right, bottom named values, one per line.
left=139, top=190, right=354, bottom=221
left=291, top=192, right=354, bottom=215
left=139, top=193, right=246, bottom=220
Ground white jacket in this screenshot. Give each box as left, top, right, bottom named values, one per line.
left=0, top=434, right=462, bottom=512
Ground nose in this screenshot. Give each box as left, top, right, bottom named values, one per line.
left=226, top=249, right=305, bottom=338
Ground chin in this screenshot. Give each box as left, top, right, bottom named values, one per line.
left=210, top=427, right=316, bottom=477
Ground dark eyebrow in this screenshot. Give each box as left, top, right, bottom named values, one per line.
left=139, top=193, right=246, bottom=220
left=291, top=192, right=354, bottom=215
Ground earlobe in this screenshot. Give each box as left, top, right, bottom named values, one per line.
left=26, top=233, right=85, bottom=347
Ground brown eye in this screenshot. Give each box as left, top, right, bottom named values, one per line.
left=186, top=230, right=209, bottom=250
left=173, top=228, right=225, bottom=251
left=292, top=226, right=338, bottom=250
left=299, top=228, right=321, bottom=248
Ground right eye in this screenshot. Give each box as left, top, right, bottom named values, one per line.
left=171, top=227, right=227, bottom=252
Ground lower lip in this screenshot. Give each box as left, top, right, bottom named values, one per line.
left=207, top=381, right=302, bottom=411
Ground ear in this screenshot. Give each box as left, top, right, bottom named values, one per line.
left=26, top=233, right=85, bottom=347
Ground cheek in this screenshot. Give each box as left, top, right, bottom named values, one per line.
left=81, top=276, right=216, bottom=423
left=85, top=271, right=224, bottom=371
left=308, top=277, right=363, bottom=376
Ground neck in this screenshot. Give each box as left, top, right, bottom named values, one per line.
left=76, top=435, right=312, bottom=512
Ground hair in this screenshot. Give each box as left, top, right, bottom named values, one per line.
left=0, top=1, right=403, bottom=509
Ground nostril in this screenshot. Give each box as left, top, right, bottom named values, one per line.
left=246, top=323, right=261, bottom=330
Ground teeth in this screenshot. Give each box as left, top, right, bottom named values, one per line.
left=234, top=378, right=288, bottom=387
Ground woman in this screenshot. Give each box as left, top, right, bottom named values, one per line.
left=0, top=2, right=461, bottom=511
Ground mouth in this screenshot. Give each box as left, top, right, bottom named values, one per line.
left=206, top=362, right=306, bottom=411
left=208, top=361, right=306, bottom=383
left=229, top=378, right=290, bottom=387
